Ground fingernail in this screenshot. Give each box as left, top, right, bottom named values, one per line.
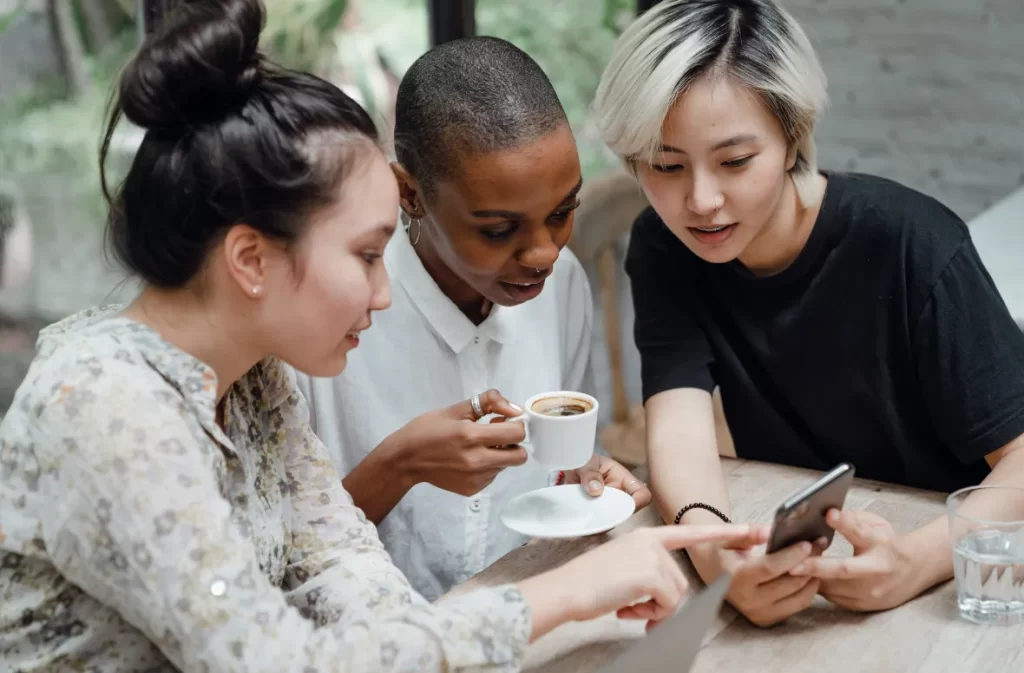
left=800, top=542, right=812, bottom=553
left=792, top=563, right=806, bottom=575
left=588, top=480, right=602, bottom=492
left=510, top=404, right=524, bottom=414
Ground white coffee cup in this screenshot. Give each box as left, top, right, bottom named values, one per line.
left=509, top=391, right=599, bottom=469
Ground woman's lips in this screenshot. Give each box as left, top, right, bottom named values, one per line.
left=499, top=278, right=546, bottom=302
left=688, top=223, right=737, bottom=245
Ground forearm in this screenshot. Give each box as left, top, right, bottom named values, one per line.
left=651, top=442, right=734, bottom=581
left=517, top=571, right=583, bottom=642
left=904, top=443, right=1024, bottom=593
left=342, top=436, right=417, bottom=525
left=645, top=390, right=733, bottom=579
left=649, top=436, right=731, bottom=525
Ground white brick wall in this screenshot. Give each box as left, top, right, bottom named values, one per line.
left=785, top=0, right=1024, bottom=218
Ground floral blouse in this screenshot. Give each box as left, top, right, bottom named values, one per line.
left=0, top=306, right=531, bottom=672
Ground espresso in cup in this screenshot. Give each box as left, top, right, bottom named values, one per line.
left=531, top=396, right=594, bottom=418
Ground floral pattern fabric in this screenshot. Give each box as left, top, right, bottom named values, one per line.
left=0, top=306, right=531, bottom=672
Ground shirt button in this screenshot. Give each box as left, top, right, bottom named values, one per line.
left=473, top=336, right=479, bottom=344
left=470, top=499, right=481, bottom=513
left=210, top=579, right=227, bottom=597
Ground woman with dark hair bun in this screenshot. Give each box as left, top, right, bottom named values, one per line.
left=0, top=2, right=764, bottom=671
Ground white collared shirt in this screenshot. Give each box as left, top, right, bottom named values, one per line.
left=295, top=230, right=593, bottom=600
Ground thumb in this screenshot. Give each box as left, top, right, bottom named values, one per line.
left=575, top=455, right=604, bottom=497
left=828, top=509, right=878, bottom=552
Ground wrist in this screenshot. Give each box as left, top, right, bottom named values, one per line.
left=899, top=523, right=952, bottom=594
left=376, top=431, right=420, bottom=490
left=670, top=508, right=735, bottom=582
left=688, top=541, right=732, bottom=582
left=518, top=568, right=584, bottom=641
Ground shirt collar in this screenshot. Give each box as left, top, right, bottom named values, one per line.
left=385, top=226, right=519, bottom=353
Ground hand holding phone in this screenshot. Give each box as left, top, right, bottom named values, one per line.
left=766, top=463, right=855, bottom=554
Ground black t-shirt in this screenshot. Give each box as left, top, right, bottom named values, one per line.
left=626, top=172, right=1024, bottom=493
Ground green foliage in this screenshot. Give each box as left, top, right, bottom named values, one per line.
left=0, top=0, right=352, bottom=230
left=1, top=0, right=634, bottom=243
left=478, top=0, right=634, bottom=178
left=263, top=0, right=348, bottom=72
left=0, top=5, right=24, bottom=35
left=358, top=0, right=634, bottom=178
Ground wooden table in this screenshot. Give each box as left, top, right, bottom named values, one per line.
left=454, top=459, right=1023, bottom=673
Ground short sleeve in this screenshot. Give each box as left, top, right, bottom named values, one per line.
left=625, top=209, right=716, bottom=401
left=913, top=237, right=1024, bottom=464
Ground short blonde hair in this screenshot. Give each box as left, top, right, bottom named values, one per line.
left=593, top=0, right=828, bottom=206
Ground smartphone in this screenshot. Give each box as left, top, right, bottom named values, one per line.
left=766, top=463, right=855, bottom=554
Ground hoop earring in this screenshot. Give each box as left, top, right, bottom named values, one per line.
left=405, top=217, right=422, bottom=246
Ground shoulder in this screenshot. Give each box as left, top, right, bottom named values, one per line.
left=830, top=172, right=968, bottom=254
left=625, top=206, right=696, bottom=277
left=8, top=324, right=197, bottom=466
left=628, top=206, right=690, bottom=255
left=27, top=319, right=179, bottom=407
left=550, top=245, right=593, bottom=307
left=825, top=173, right=972, bottom=296
left=629, top=206, right=668, bottom=243
left=553, top=245, right=586, bottom=281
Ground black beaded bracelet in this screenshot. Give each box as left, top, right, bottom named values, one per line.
left=674, top=503, right=731, bottom=525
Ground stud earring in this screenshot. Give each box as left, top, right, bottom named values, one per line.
left=251, top=285, right=263, bottom=295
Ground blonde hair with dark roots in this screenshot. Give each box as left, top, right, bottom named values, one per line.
left=594, top=0, right=828, bottom=206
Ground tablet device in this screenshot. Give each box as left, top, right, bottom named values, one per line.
left=594, top=573, right=731, bottom=672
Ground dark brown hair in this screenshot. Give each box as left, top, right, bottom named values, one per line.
left=100, top=0, right=379, bottom=288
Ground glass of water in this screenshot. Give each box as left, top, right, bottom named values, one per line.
left=947, top=485, right=1024, bottom=625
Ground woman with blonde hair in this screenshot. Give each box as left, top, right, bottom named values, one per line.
left=594, top=0, right=1024, bottom=625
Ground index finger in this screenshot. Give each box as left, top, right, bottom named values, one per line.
left=655, top=523, right=768, bottom=551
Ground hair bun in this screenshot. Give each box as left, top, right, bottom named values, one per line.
left=119, top=0, right=266, bottom=131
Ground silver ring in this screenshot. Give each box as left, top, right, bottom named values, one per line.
left=470, top=394, right=483, bottom=420
left=624, top=478, right=643, bottom=492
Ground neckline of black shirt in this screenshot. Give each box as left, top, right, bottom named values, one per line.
left=720, top=171, right=845, bottom=289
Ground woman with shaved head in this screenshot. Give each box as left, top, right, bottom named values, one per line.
left=295, top=36, right=650, bottom=600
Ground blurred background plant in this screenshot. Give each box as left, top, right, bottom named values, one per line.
left=0, top=0, right=631, bottom=318
left=0, top=0, right=632, bottom=414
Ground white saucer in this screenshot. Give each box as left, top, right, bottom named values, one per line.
left=500, top=484, right=636, bottom=539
